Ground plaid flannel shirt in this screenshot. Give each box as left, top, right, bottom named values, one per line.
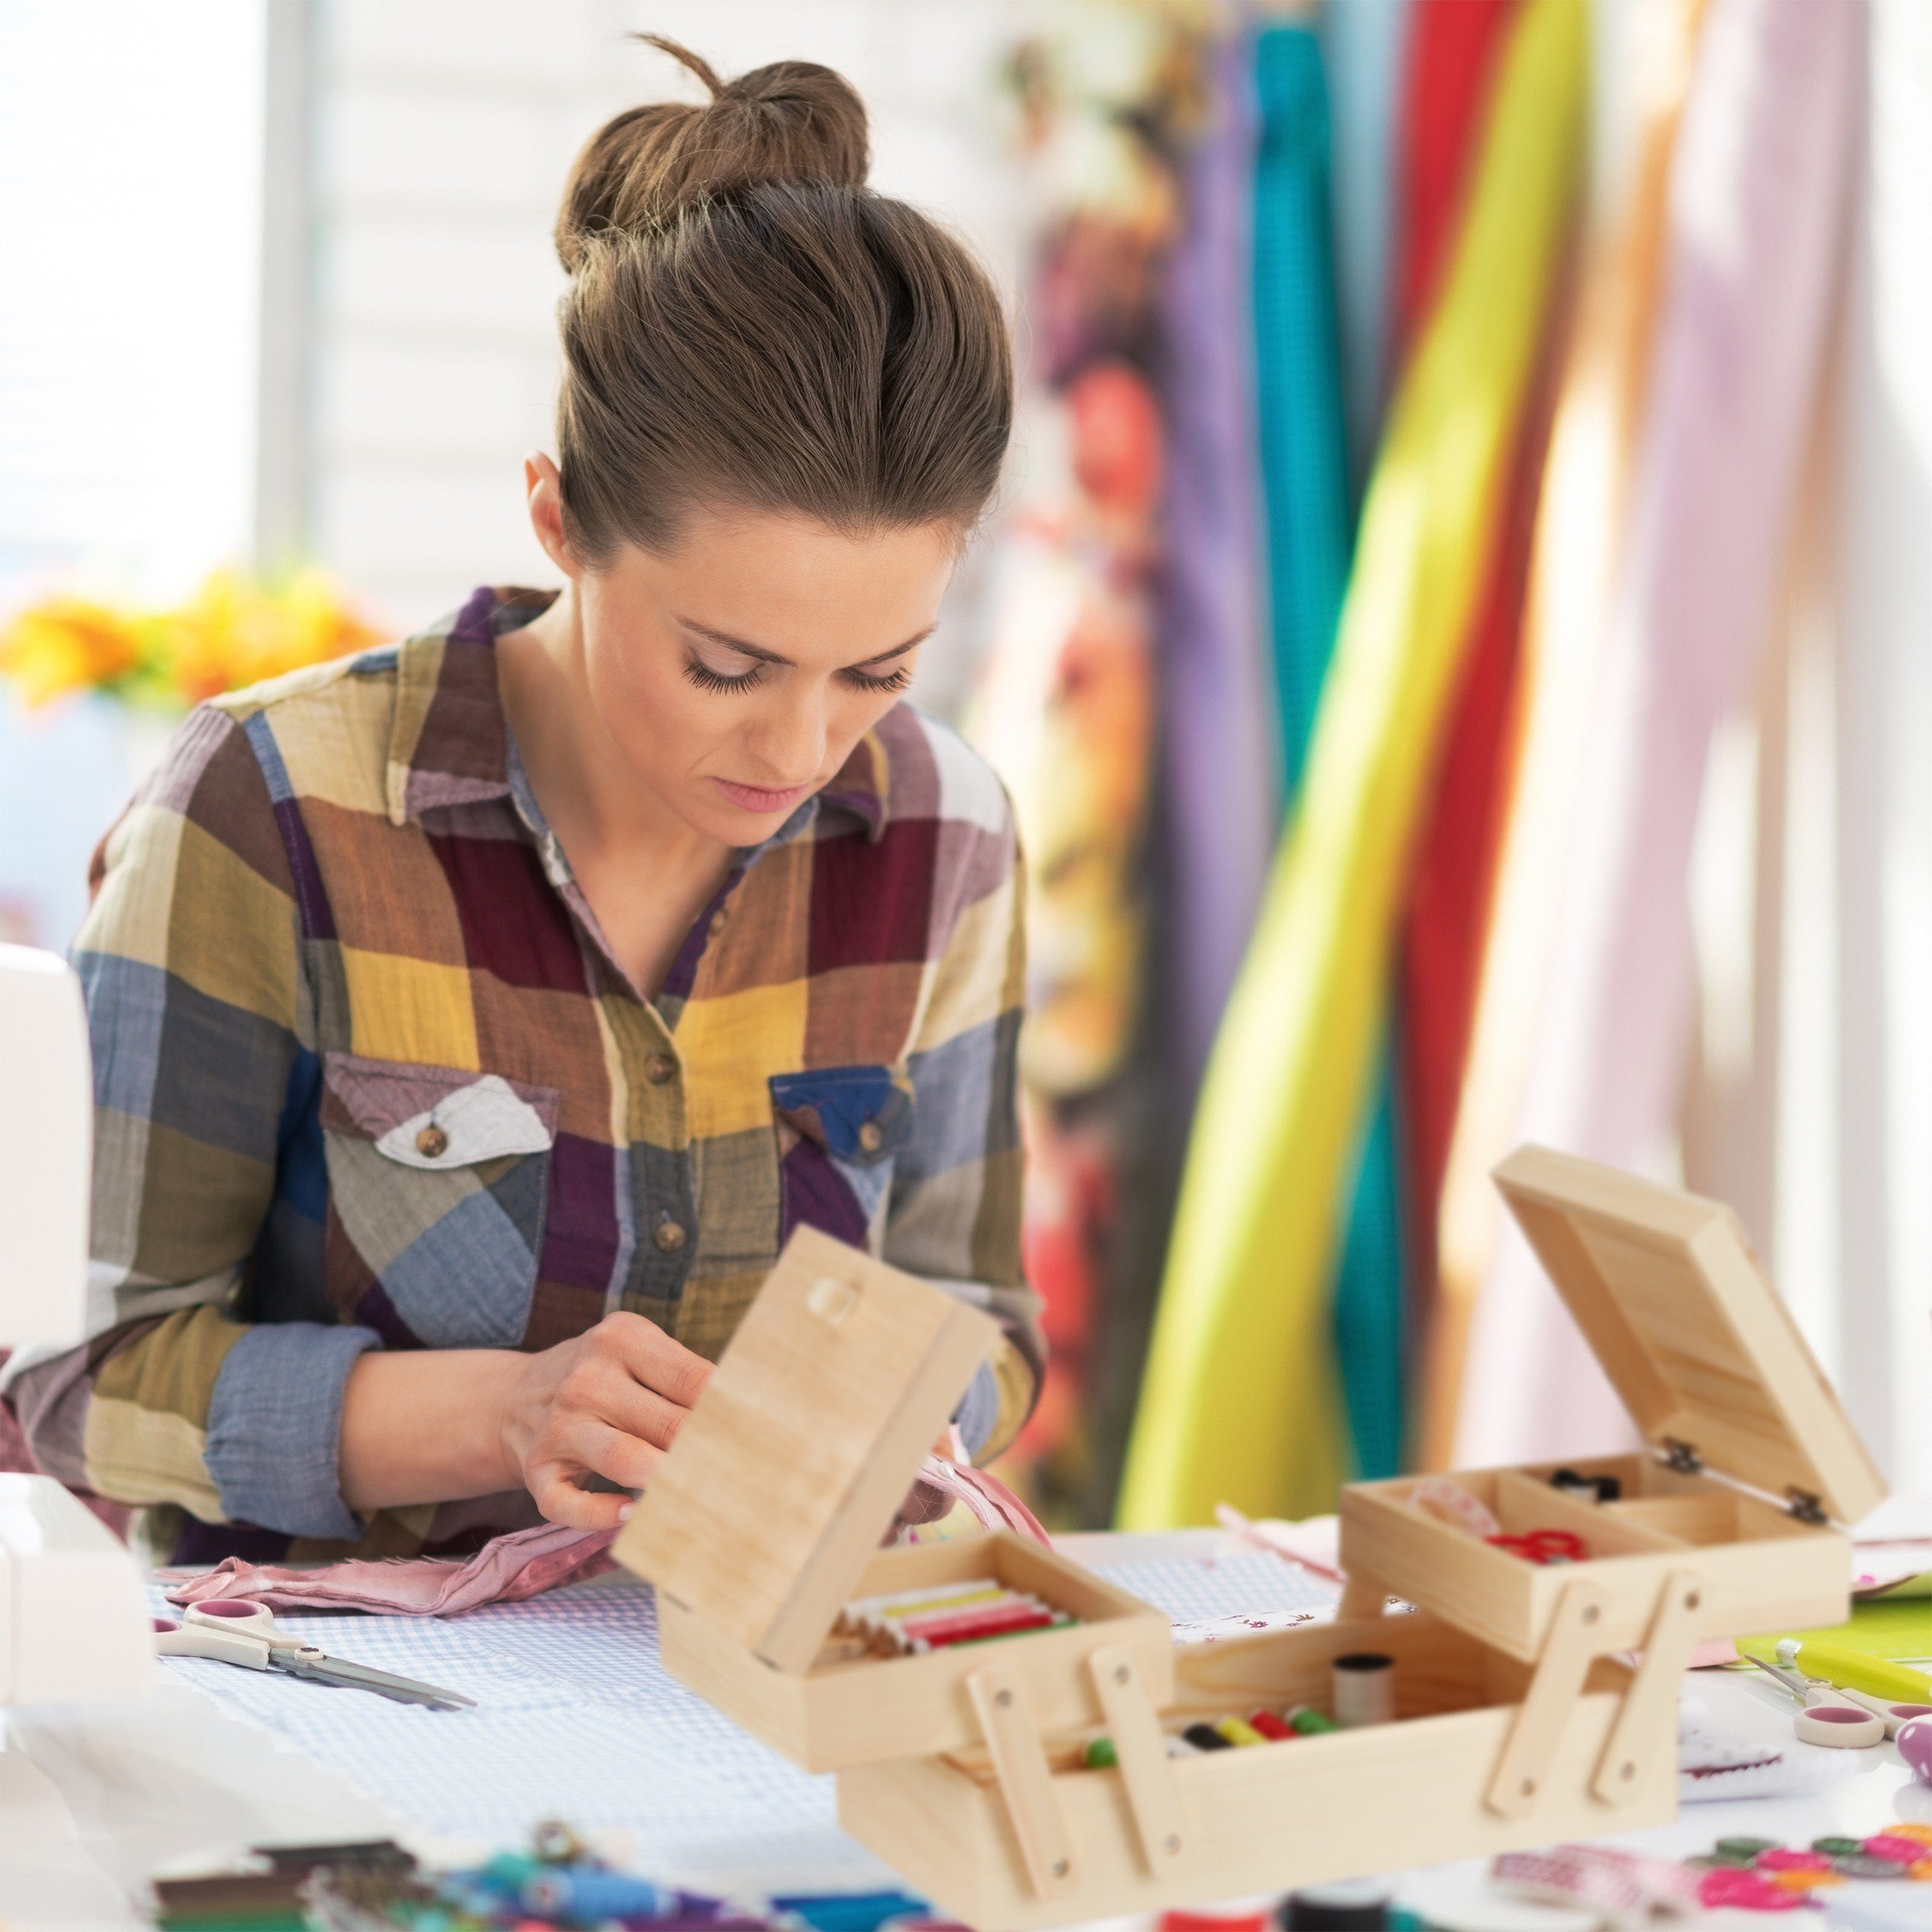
left=6, top=588, right=1040, bottom=1561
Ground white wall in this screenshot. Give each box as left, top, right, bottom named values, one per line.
left=0, top=0, right=266, bottom=949
left=309, top=0, right=1033, bottom=682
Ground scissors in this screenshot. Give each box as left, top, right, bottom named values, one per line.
left=1743, top=1654, right=1888, bottom=1748
left=152, top=1599, right=475, bottom=1711
left=1484, top=1528, right=1589, bottom=1566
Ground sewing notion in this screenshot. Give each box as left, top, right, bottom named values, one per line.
left=620, top=1155, right=1882, bottom=1929
left=152, top=1599, right=474, bottom=1709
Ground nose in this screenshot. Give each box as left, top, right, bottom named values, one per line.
left=746, top=681, right=829, bottom=786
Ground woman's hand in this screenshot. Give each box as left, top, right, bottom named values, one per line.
left=497, top=1312, right=713, bottom=1531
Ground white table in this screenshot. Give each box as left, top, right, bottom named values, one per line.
left=4, top=1525, right=1928, bottom=1931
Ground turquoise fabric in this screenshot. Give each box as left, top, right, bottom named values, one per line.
left=1321, top=0, right=1413, bottom=498
left=1252, top=23, right=1407, bottom=1481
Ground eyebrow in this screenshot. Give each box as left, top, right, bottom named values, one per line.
left=678, top=617, right=934, bottom=669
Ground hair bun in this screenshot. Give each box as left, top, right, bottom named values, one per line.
left=555, top=36, right=870, bottom=270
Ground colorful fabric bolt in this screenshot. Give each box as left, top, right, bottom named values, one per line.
left=1158, top=22, right=1278, bottom=1102
left=1389, top=0, right=1519, bottom=355
left=1421, top=0, right=1706, bottom=1469
left=1393, top=0, right=1559, bottom=1334
left=4, top=589, right=1041, bottom=1561
left=1454, top=0, right=1863, bottom=1466
left=1118, top=0, right=1586, bottom=1528
left=1251, top=18, right=1407, bottom=1484
left=1318, top=0, right=1412, bottom=494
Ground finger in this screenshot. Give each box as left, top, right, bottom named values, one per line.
left=600, top=1312, right=715, bottom=1407
left=532, top=1471, right=629, bottom=1532
left=576, top=1362, right=695, bottom=1452
left=575, top=1417, right=666, bottom=1494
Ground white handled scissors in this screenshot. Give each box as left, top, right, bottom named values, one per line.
left=153, top=1599, right=475, bottom=1710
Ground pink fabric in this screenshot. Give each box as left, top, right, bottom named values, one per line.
left=162, top=1459, right=1051, bottom=1618
left=909, top=1454, right=1054, bottom=1546
left=165, top=1518, right=619, bottom=1617
left=1454, top=0, right=1861, bottom=1466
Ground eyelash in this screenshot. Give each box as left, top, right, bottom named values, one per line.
left=681, top=659, right=912, bottom=697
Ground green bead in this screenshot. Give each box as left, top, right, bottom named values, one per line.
left=1289, top=1708, right=1339, bottom=1735
left=1811, top=1838, right=1865, bottom=1857
left=1717, top=1837, right=1780, bottom=1858
left=1083, top=1736, right=1117, bottom=1769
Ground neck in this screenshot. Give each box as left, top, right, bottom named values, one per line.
left=499, top=583, right=722, bottom=872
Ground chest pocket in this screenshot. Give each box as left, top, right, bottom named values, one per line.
left=319, top=1051, right=557, bottom=1349
left=770, top=1063, right=912, bottom=1256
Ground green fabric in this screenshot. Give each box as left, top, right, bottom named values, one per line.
left=1250, top=22, right=1407, bottom=1483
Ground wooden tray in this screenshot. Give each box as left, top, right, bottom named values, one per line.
left=614, top=1228, right=1171, bottom=1774
left=1338, top=1147, right=1884, bottom=1661
left=838, top=1611, right=1678, bottom=1930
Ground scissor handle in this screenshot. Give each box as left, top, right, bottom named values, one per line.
left=186, top=1599, right=281, bottom=1637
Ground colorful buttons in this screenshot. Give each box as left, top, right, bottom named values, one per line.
left=1756, top=1848, right=1832, bottom=1872
left=1864, top=1834, right=1927, bottom=1865
left=1697, top=1868, right=1802, bottom=1911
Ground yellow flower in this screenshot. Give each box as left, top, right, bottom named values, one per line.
left=0, top=599, right=145, bottom=707
left=0, top=568, right=385, bottom=712
left=159, top=568, right=383, bottom=703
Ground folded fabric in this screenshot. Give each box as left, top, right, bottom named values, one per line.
left=165, top=1516, right=620, bottom=1617
left=164, top=1458, right=1051, bottom=1617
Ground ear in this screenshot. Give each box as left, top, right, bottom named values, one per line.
left=525, top=454, right=580, bottom=579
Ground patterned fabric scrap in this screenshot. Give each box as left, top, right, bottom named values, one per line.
left=5, top=588, right=1042, bottom=1562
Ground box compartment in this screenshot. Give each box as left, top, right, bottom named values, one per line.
left=838, top=1613, right=1674, bottom=1932
left=615, top=1227, right=1171, bottom=1773
left=1340, top=1456, right=1841, bottom=1661
left=1337, top=1148, right=1883, bottom=1661
left=659, top=1529, right=1171, bottom=1774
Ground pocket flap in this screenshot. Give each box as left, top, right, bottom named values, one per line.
left=768, top=1063, right=912, bottom=1165
left=322, top=1051, right=558, bottom=1170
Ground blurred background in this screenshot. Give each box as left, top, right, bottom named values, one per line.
left=2, top=0, right=1926, bottom=1527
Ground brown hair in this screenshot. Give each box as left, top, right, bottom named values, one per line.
left=552, top=37, right=1014, bottom=560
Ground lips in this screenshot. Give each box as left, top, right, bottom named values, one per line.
left=711, top=776, right=811, bottom=815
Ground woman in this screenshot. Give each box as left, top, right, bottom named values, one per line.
left=6, top=42, right=1041, bottom=1564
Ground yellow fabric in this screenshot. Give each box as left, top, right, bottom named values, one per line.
left=1420, top=0, right=1707, bottom=1470
left=1118, top=0, right=1586, bottom=1529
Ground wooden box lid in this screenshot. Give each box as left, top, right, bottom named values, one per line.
left=1494, top=1146, right=1885, bottom=1526
left=613, top=1226, right=999, bottom=1675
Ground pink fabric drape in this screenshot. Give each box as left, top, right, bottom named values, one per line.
left=1454, top=0, right=1862, bottom=1465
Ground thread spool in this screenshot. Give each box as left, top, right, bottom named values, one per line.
left=1332, top=1651, right=1395, bottom=1728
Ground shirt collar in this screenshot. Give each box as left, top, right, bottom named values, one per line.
left=385, top=586, right=891, bottom=844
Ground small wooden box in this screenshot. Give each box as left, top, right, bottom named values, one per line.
left=840, top=1611, right=1676, bottom=1930
left=1337, top=1146, right=1886, bottom=1660
left=831, top=1150, right=1882, bottom=1928
left=613, top=1227, right=1173, bottom=1774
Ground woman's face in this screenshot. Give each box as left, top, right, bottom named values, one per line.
left=553, top=494, right=957, bottom=847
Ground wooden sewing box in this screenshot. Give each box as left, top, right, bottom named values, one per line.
left=615, top=1152, right=1884, bottom=1929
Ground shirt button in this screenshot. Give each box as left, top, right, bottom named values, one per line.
left=416, top=1124, right=448, bottom=1159
left=654, top=1216, right=688, bottom=1254
left=707, top=909, right=727, bottom=940
left=857, top=1119, right=884, bottom=1155
left=645, top=1052, right=676, bottom=1085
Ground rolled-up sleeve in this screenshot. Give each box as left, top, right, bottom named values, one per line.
left=4, top=703, right=380, bottom=1537
left=883, top=785, right=1041, bottom=1460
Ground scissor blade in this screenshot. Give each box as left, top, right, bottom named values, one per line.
left=275, top=1650, right=475, bottom=1709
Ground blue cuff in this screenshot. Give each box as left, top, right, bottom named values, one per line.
left=951, top=1360, right=999, bottom=1462
left=205, top=1323, right=383, bottom=1540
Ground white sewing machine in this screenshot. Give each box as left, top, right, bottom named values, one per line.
left=0, top=944, right=149, bottom=1708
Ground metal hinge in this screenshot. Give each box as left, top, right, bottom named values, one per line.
left=1660, top=1436, right=1703, bottom=1475
left=1787, top=1487, right=1827, bottom=1526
